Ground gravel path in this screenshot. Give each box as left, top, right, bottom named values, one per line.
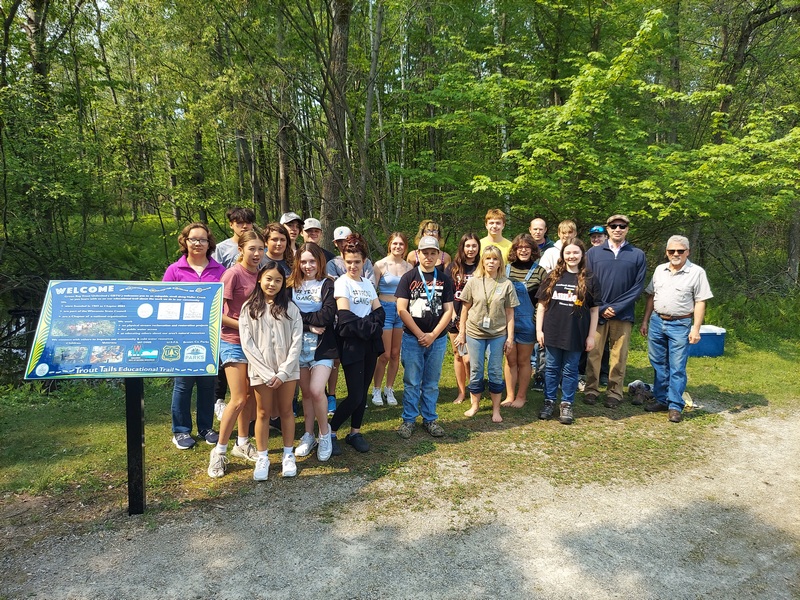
left=2, top=411, right=798, bottom=599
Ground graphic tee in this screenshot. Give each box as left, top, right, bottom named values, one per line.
left=395, top=268, right=455, bottom=338
left=536, top=271, right=600, bottom=352
left=334, top=275, right=377, bottom=318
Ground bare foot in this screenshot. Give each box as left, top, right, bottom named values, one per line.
left=453, top=395, right=465, bottom=404
left=509, top=398, right=527, bottom=408
left=464, top=404, right=479, bottom=417
left=492, top=412, right=503, bottom=423
left=500, top=398, right=513, bottom=407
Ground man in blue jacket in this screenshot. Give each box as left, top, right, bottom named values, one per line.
left=584, top=214, right=647, bottom=408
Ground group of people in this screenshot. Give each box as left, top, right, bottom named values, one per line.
left=163, top=206, right=713, bottom=481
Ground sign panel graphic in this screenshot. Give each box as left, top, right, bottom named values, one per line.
left=25, top=281, right=223, bottom=379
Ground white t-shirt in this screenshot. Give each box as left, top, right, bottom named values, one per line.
left=334, top=276, right=377, bottom=318
left=292, top=279, right=325, bottom=314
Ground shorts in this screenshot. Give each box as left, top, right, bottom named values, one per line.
left=299, top=358, right=334, bottom=370
left=219, top=340, right=248, bottom=366
left=381, top=300, right=404, bottom=330
left=299, top=331, right=334, bottom=370
left=514, top=323, right=536, bottom=345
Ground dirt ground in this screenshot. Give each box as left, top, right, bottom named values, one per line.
left=2, top=408, right=798, bottom=599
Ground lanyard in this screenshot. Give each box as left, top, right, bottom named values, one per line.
left=418, top=266, right=437, bottom=307
left=481, top=275, right=499, bottom=312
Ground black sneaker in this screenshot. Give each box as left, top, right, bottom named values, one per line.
left=345, top=432, right=370, bottom=453
left=532, top=377, right=545, bottom=392
left=539, top=400, right=555, bottom=420
left=559, top=402, right=574, bottom=425
left=269, top=416, right=282, bottom=432
left=330, top=436, right=342, bottom=456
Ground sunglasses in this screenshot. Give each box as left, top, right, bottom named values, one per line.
left=608, top=223, right=628, bottom=230
left=666, top=249, right=686, bottom=255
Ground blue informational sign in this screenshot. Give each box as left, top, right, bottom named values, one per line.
left=24, top=280, right=223, bottom=380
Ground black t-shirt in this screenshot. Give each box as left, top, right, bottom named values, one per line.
left=396, top=267, right=455, bottom=338
left=536, top=270, right=600, bottom=352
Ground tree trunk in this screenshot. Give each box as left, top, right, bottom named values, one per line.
left=320, top=0, right=352, bottom=245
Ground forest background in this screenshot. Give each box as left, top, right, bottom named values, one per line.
left=2, top=0, right=800, bottom=381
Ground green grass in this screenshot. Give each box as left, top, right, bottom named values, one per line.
left=1, top=336, right=797, bottom=524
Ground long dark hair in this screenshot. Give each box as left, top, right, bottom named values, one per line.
left=449, top=233, right=480, bottom=284
left=246, top=262, right=291, bottom=320
left=540, top=240, right=590, bottom=310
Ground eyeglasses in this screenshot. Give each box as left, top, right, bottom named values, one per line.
left=516, top=246, right=532, bottom=251
left=424, top=229, right=439, bottom=235
left=666, top=249, right=686, bottom=255
left=608, top=223, right=628, bottom=230
left=187, top=238, right=209, bottom=245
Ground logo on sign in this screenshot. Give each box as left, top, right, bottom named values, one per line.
left=184, top=345, right=207, bottom=363
left=161, top=345, right=181, bottom=361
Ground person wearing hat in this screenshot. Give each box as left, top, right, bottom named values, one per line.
left=280, top=211, right=304, bottom=255
left=395, top=235, right=455, bottom=439
left=588, top=225, right=608, bottom=247
left=584, top=214, right=647, bottom=408
left=302, top=217, right=336, bottom=262
left=326, top=225, right=376, bottom=284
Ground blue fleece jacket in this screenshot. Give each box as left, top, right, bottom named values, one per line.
left=585, top=241, right=647, bottom=323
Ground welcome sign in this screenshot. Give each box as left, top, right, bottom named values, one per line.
left=24, top=280, right=223, bottom=379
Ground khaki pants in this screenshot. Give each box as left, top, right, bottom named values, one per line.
left=585, top=320, right=632, bottom=401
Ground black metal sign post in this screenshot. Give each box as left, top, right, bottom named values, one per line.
left=125, top=377, right=146, bottom=515
left=24, top=280, right=223, bottom=517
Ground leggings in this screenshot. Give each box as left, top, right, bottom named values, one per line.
left=330, top=351, right=379, bottom=432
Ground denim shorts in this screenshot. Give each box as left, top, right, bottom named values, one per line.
left=514, top=321, right=536, bottom=345
left=381, top=300, right=404, bottom=330
left=299, top=331, right=334, bottom=370
left=299, top=357, right=334, bottom=370
left=219, top=340, right=248, bottom=366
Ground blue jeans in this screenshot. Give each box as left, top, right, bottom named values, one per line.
left=648, top=313, right=691, bottom=411
left=466, top=335, right=506, bottom=394
left=401, top=333, right=447, bottom=423
left=544, top=346, right=582, bottom=404
left=171, top=376, right=215, bottom=434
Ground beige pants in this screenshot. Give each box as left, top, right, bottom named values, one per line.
left=585, top=320, right=633, bottom=401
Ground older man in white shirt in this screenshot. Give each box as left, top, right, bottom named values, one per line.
left=639, top=235, right=713, bottom=423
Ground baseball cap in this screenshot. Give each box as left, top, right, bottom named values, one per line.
left=589, top=225, right=605, bottom=234
left=606, top=214, right=630, bottom=225
left=280, top=211, right=303, bottom=225
left=418, top=235, right=440, bottom=251
left=333, top=226, right=352, bottom=241
left=303, top=218, right=322, bottom=231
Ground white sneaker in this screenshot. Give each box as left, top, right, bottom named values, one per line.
left=214, top=399, right=226, bottom=421
left=295, top=432, right=318, bottom=457
left=207, top=449, right=228, bottom=478
left=253, top=455, right=269, bottom=481
left=371, top=387, right=384, bottom=406
left=317, top=434, right=332, bottom=462
left=577, top=379, right=586, bottom=392
left=282, top=453, right=297, bottom=477
left=231, top=440, right=258, bottom=462
left=384, top=388, right=398, bottom=406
